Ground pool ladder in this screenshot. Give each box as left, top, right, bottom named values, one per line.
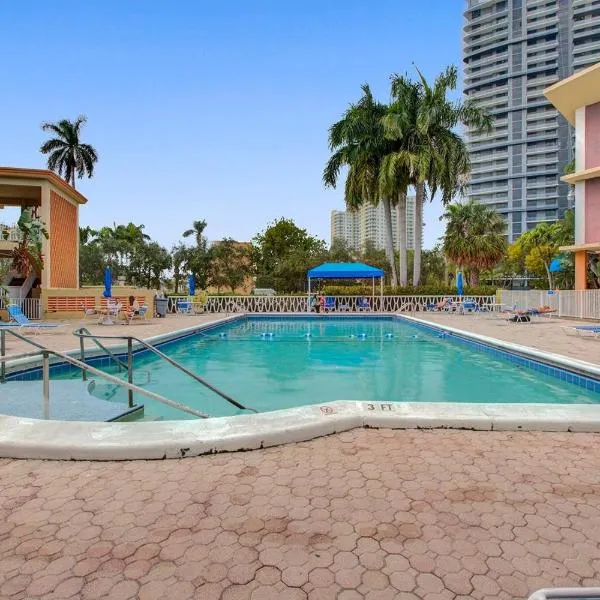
left=73, top=328, right=257, bottom=414
left=0, top=328, right=212, bottom=419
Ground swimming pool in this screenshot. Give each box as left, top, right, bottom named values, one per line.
left=41, top=315, right=600, bottom=421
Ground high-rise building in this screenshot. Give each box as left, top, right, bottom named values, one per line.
left=463, top=0, right=600, bottom=243
left=330, top=197, right=416, bottom=251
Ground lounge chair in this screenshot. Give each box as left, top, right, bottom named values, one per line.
left=426, top=297, right=452, bottom=311
left=461, top=298, right=480, bottom=314
left=323, top=297, right=336, bottom=312
left=357, top=297, right=371, bottom=311
left=562, top=324, right=600, bottom=338
left=125, top=304, right=149, bottom=324
left=6, top=304, right=64, bottom=334
left=528, top=587, right=600, bottom=600
left=528, top=305, right=558, bottom=318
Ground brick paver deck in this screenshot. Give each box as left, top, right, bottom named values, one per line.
left=2, top=429, right=600, bottom=599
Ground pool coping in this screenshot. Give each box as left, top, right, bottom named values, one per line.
left=2, top=312, right=600, bottom=460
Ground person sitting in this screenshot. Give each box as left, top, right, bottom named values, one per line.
left=125, top=295, right=140, bottom=320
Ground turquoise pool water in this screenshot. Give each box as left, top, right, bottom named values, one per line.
left=66, top=316, right=600, bottom=420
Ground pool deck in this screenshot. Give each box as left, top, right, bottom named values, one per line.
left=3, top=428, right=600, bottom=599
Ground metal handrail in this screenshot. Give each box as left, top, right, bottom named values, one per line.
left=0, top=328, right=209, bottom=419
left=73, top=328, right=256, bottom=413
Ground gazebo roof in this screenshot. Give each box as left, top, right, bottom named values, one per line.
left=307, top=262, right=384, bottom=279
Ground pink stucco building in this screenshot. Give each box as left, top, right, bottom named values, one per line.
left=545, top=63, right=600, bottom=290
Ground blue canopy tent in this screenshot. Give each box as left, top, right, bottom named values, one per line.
left=307, top=262, right=385, bottom=310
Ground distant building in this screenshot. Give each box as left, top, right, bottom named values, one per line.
left=330, top=197, right=416, bottom=251
left=463, top=0, right=600, bottom=243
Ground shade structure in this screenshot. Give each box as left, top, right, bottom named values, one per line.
left=549, top=258, right=562, bottom=273
left=307, top=262, right=384, bottom=312
left=456, top=271, right=464, bottom=296
left=102, top=267, right=112, bottom=298
left=188, top=274, right=196, bottom=296
left=307, top=262, right=384, bottom=279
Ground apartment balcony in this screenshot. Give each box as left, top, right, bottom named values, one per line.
left=574, top=14, right=600, bottom=32
left=465, top=63, right=508, bottom=83
left=470, top=151, right=508, bottom=164
left=464, top=15, right=508, bottom=37
left=526, top=157, right=558, bottom=168
left=465, top=50, right=508, bottom=70
left=526, top=4, right=558, bottom=21
left=573, top=38, right=600, bottom=59
left=573, top=0, right=598, bottom=17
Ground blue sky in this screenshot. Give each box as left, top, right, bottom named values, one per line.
left=1, top=1, right=463, bottom=250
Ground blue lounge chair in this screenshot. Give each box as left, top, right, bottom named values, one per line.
left=563, top=324, right=600, bottom=338
left=6, top=304, right=63, bottom=334
left=461, top=298, right=480, bottom=314
left=357, top=297, right=371, bottom=311
left=176, top=299, right=193, bottom=314
left=323, top=297, right=336, bottom=312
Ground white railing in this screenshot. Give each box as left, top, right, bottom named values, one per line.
left=186, top=295, right=498, bottom=314
left=0, top=297, right=41, bottom=320
left=498, top=289, right=600, bottom=320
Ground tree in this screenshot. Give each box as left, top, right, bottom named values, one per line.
left=40, top=116, right=98, bottom=188
left=324, top=85, right=399, bottom=285
left=442, top=200, right=507, bottom=285
left=328, top=238, right=356, bottom=263
left=183, top=220, right=208, bottom=247
left=209, top=239, right=252, bottom=293
left=129, top=242, right=171, bottom=289
left=382, top=66, right=491, bottom=286
left=510, top=220, right=567, bottom=289
left=253, top=218, right=326, bottom=292
left=171, top=243, right=188, bottom=294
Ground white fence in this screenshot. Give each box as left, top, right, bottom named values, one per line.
left=498, top=289, right=600, bottom=320
left=0, top=297, right=41, bottom=320
left=168, top=295, right=498, bottom=314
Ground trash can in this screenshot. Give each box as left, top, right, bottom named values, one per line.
left=155, top=296, right=168, bottom=318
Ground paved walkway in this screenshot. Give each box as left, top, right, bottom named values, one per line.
left=415, top=313, right=600, bottom=366
left=2, top=428, right=600, bottom=599
left=2, top=314, right=224, bottom=358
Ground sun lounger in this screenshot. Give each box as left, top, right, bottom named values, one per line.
left=323, top=297, right=336, bottom=312
left=528, top=587, right=600, bottom=599
left=6, top=304, right=64, bottom=334
left=357, top=298, right=371, bottom=311
left=562, top=324, right=600, bottom=338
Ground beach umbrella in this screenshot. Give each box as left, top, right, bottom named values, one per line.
left=456, top=271, right=464, bottom=296
left=188, top=274, right=196, bottom=297
left=102, top=267, right=112, bottom=298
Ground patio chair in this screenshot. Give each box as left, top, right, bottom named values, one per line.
left=323, top=297, right=336, bottom=312
left=125, top=304, right=149, bottom=324
left=6, top=304, right=64, bottom=334
left=357, top=297, right=371, bottom=311
left=461, top=298, right=480, bottom=314
left=176, top=299, right=193, bottom=314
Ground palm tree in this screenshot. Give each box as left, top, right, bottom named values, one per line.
left=324, top=85, right=399, bottom=285
left=382, top=66, right=492, bottom=286
left=40, top=116, right=98, bottom=189
left=183, top=220, right=208, bottom=248
left=442, top=200, right=507, bottom=285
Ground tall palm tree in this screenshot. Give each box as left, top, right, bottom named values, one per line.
left=40, top=115, right=98, bottom=189
left=324, top=85, right=399, bottom=285
left=442, top=200, right=507, bottom=285
left=183, top=220, right=208, bottom=248
left=382, top=66, right=492, bottom=286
